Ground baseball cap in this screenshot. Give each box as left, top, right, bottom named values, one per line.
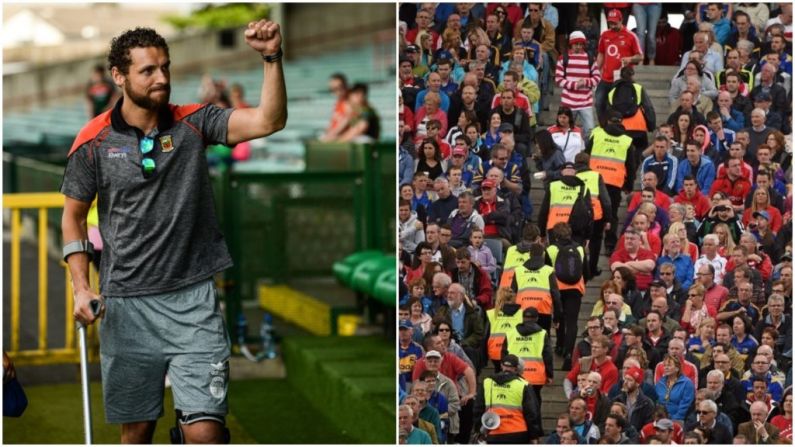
left=405, top=45, right=419, bottom=53
left=452, top=147, right=466, bottom=156
left=498, top=123, right=514, bottom=133
left=399, top=320, right=412, bottom=330
left=781, top=253, right=793, bottom=261
left=625, top=366, right=644, bottom=384
left=607, top=9, right=623, bottom=24
left=399, top=56, right=414, bottom=67
left=649, top=279, right=666, bottom=288
left=481, top=178, right=497, bottom=189
left=523, top=307, right=539, bottom=319
left=569, top=31, right=587, bottom=45
left=501, top=354, right=520, bottom=368
left=561, top=161, right=576, bottom=171
left=425, top=350, right=442, bottom=359
left=654, top=419, right=674, bottom=431
left=753, top=210, right=771, bottom=220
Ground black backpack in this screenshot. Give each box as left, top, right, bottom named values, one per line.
left=609, top=81, right=640, bottom=118
left=568, top=183, right=593, bottom=239
left=554, top=242, right=583, bottom=285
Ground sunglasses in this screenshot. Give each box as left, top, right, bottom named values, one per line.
left=139, top=136, right=156, bottom=178
left=697, top=410, right=712, bottom=415
left=437, top=328, right=451, bottom=332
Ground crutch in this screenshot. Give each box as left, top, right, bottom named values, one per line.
left=78, top=299, right=102, bottom=445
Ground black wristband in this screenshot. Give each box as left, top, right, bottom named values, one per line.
left=261, top=48, right=283, bottom=63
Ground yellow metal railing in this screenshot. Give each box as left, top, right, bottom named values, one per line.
left=3, top=192, right=99, bottom=366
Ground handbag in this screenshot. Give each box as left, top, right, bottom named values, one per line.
left=3, top=377, right=28, bottom=417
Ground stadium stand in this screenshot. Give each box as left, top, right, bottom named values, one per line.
left=399, top=3, right=792, bottom=445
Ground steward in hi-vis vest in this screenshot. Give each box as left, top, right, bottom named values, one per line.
left=573, top=152, right=612, bottom=278
left=473, top=354, right=543, bottom=444
left=585, top=111, right=636, bottom=252
left=537, top=161, right=592, bottom=244
left=510, top=243, right=561, bottom=333
left=501, top=307, right=554, bottom=406
left=499, top=223, right=541, bottom=288
left=486, top=302, right=523, bottom=366
left=607, top=66, right=656, bottom=163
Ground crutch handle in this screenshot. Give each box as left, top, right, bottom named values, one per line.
left=76, top=300, right=103, bottom=329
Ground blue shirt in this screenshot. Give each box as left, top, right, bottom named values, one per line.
left=731, top=334, right=759, bottom=356
left=657, top=254, right=694, bottom=289
left=450, top=303, right=466, bottom=340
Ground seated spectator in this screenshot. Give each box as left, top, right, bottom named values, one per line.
left=697, top=198, right=744, bottom=245
left=669, top=62, right=719, bottom=106
left=654, top=337, right=700, bottom=388
left=642, top=136, right=679, bottom=195
left=705, top=111, right=736, bottom=163
left=741, top=354, right=785, bottom=403
left=730, top=315, right=758, bottom=360
left=564, top=334, right=619, bottom=398
left=743, top=108, right=774, bottom=158
left=655, top=354, right=696, bottom=423
left=628, top=171, right=673, bottom=213
left=449, top=248, right=493, bottom=311
left=610, top=228, right=657, bottom=291
left=474, top=179, right=512, bottom=248
left=446, top=191, right=484, bottom=249
left=399, top=404, right=432, bottom=444
left=768, top=389, right=793, bottom=443
left=717, top=280, right=761, bottom=326
left=675, top=140, right=716, bottom=194
left=415, top=93, right=449, bottom=140
left=750, top=63, right=788, bottom=116
left=713, top=89, right=746, bottom=132
left=400, top=198, right=426, bottom=254
left=680, top=31, right=724, bottom=74
left=415, top=138, right=447, bottom=181
left=491, top=90, right=532, bottom=155
left=683, top=398, right=734, bottom=444
left=680, top=284, right=712, bottom=334
left=611, top=268, right=645, bottom=321
left=694, top=237, right=729, bottom=287
left=667, top=91, right=708, bottom=128
left=737, top=401, right=782, bottom=443
left=658, top=234, right=696, bottom=289
left=710, top=158, right=752, bottom=213
left=567, top=396, right=601, bottom=443
left=433, top=283, right=485, bottom=372
left=467, top=229, right=496, bottom=277
left=643, top=311, right=673, bottom=367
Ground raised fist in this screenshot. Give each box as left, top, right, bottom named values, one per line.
left=245, top=20, right=282, bottom=55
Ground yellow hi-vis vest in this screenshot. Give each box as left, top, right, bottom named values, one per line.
left=546, top=244, right=585, bottom=294
left=589, top=127, right=632, bottom=188
left=546, top=180, right=583, bottom=231
left=506, top=330, right=547, bottom=385
left=483, top=376, right=528, bottom=435
left=514, top=265, right=554, bottom=315
left=608, top=83, right=647, bottom=132
left=575, top=170, right=603, bottom=220
left=500, top=246, right=530, bottom=288
left=486, top=308, right=523, bottom=361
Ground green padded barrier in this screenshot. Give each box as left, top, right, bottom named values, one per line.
left=372, top=268, right=397, bottom=306
left=350, top=255, right=394, bottom=294
left=332, top=250, right=383, bottom=286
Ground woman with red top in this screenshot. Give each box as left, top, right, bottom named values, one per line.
left=742, top=187, right=783, bottom=233
left=770, top=389, right=793, bottom=443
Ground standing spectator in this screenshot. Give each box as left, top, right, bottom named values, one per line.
left=320, top=73, right=350, bottom=141
left=655, top=13, right=684, bottom=66
left=85, top=64, right=118, bottom=118
left=449, top=247, right=493, bottom=313
left=446, top=191, right=484, bottom=249
left=594, top=9, right=643, bottom=125
left=633, top=4, right=663, bottom=64
left=548, top=108, right=585, bottom=163
left=435, top=282, right=486, bottom=371
left=474, top=179, right=512, bottom=249
left=555, top=31, right=600, bottom=139
left=698, top=3, right=732, bottom=45
left=655, top=354, right=696, bottom=422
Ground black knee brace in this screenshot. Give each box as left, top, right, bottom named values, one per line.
left=170, top=410, right=230, bottom=444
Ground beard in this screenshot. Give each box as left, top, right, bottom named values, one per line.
left=124, top=79, right=171, bottom=111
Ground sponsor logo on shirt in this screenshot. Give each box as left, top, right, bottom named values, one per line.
left=107, top=146, right=131, bottom=159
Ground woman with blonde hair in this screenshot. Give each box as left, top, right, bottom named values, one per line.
left=686, top=317, right=716, bottom=359
left=591, top=279, right=622, bottom=317
left=485, top=287, right=522, bottom=370
left=680, top=284, right=710, bottom=334
left=667, top=222, right=699, bottom=262
left=742, top=180, right=784, bottom=233
left=712, top=223, right=735, bottom=258
left=415, top=30, right=434, bottom=70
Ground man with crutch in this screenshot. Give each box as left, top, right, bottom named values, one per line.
left=62, top=20, right=287, bottom=443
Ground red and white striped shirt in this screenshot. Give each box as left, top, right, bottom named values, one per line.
left=555, top=52, right=601, bottom=111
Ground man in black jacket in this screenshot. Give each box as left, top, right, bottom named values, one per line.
left=614, top=366, right=655, bottom=430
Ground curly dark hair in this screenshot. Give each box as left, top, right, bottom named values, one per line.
left=108, top=28, right=169, bottom=75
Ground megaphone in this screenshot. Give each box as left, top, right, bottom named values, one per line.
left=471, top=411, right=502, bottom=444
left=482, top=411, right=501, bottom=430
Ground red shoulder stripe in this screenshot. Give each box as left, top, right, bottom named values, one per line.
left=68, top=110, right=112, bottom=157
left=172, top=103, right=207, bottom=121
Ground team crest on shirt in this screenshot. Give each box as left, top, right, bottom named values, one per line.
left=160, top=135, right=174, bottom=153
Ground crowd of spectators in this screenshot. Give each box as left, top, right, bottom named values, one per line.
left=399, top=2, right=792, bottom=445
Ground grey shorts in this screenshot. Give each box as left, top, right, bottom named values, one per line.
left=99, top=279, right=231, bottom=424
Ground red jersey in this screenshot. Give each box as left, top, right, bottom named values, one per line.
left=628, top=189, right=672, bottom=213
left=566, top=357, right=619, bottom=395
left=675, top=189, right=712, bottom=219
left=477, top=200, right=500, bottom=237
left=597, top=27, right=642, bottom=82
left=710, top=176, right=752, bottom=208
left=609, top=247, right=657, bottom=290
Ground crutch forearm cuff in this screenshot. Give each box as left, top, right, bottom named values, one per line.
left=63, top=240, right=95, bottom=262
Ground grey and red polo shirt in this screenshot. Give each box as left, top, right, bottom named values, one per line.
left=61, top=98, right=234, bottom=297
